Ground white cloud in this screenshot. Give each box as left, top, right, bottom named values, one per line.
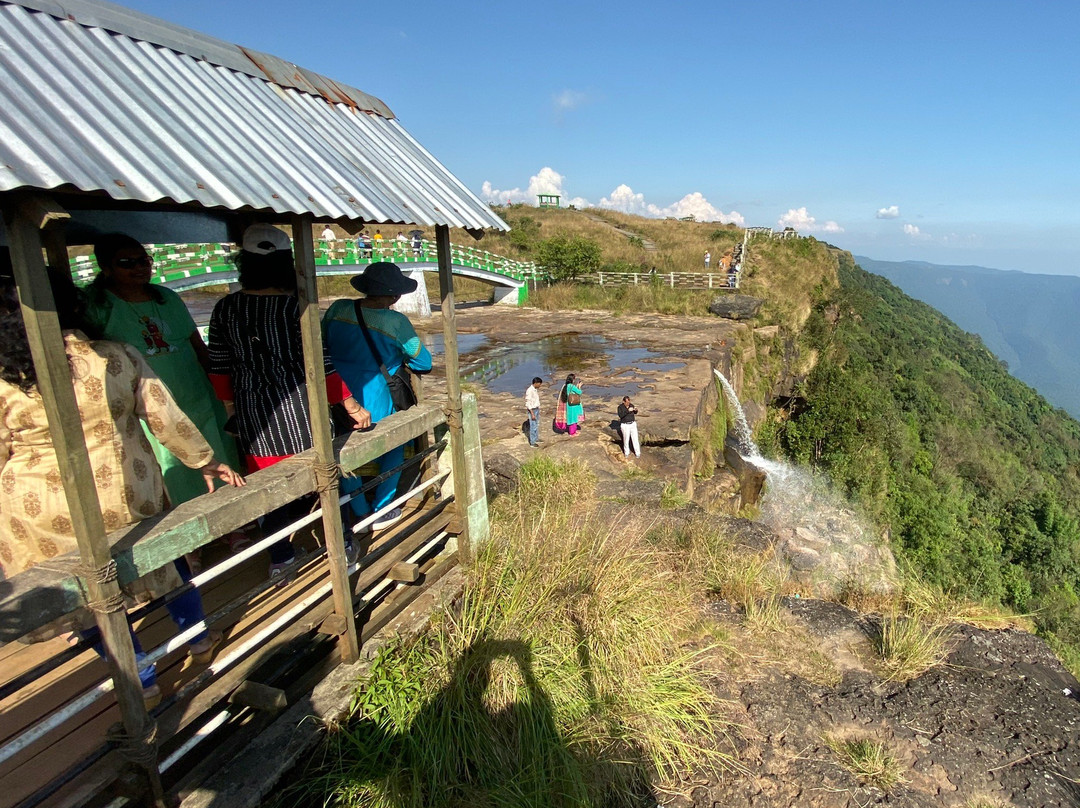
left=903, top=223, right=922, bottom=237
left=876, top=205, right=900, bottom=219
left=599, top=184, right=744, bottom=224
left=481, top=167, right=587, bottom=206
left=778, top=207, right=844, bottom=233
left=553, top=89, right=587, bottom=112
left=481, top=171, right=744, bottom=223
left=599, top=184, right=650, bottom=215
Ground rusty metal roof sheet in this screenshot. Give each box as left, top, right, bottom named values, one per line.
left=0, top=0, right=508, bottom=230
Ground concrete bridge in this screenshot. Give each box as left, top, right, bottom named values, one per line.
left=70, top=239, right=541, bottom=305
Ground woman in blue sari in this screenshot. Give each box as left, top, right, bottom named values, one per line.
left=554, top=373, right=584, bottom=436
left=323, top=263, right=432, bottom=529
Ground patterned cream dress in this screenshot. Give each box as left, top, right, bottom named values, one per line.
left=0, top=331, right=215, bottom=612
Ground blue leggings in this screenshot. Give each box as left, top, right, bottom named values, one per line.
left=82, top=558, right=209, bottom=687
left=343, top=445, right=404, bottom=518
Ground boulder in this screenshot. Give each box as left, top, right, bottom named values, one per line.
left=483, top=451, right=522, bottom=498
left=708, top=294, right=764, bottom=320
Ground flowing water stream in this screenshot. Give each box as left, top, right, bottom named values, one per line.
left=713, top=369, right=882, bottom=558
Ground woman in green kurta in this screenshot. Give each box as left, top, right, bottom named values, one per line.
left=84, top=234, right=240, bottom=505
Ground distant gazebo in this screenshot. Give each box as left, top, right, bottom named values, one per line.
left=537, top=194, right=561, bottom=208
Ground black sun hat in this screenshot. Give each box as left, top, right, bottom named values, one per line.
left=350, top=262, right=418, bottom=296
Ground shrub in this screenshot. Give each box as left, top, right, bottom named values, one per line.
left=536, top=235, right=602, bottom=281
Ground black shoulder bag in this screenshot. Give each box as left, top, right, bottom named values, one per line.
left=354, top=301, right=418, bottom=412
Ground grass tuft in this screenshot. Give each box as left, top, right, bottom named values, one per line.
left=873, top=614, right=950, bottom=681
left=825, top=735, right=906, bottom=791
left=963, top=797, right=1011, bottom=808
left=659, top=481, right=691, bottom=510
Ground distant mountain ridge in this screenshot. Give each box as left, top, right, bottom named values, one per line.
left=855, top=255, right=1080, bottom=419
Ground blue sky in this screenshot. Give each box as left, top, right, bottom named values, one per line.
left=123, top=0, right=1079, bottom=275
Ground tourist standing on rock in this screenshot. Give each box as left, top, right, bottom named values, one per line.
left=617, top=395, right=641, bottom=459
left=525, top=376, right=542, bottom=447
left=555, top=374, right=584, bottom=436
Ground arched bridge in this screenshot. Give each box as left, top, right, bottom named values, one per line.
left=70, top=239, right=541, bottom=305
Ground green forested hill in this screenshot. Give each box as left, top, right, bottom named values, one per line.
left=761, top=252, right=1080, bottom=668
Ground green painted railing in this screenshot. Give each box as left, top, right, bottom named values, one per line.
left=69, top=239, right=541, bottom=288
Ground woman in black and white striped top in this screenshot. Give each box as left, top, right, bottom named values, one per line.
left=208, top=225, right=369, bottom=581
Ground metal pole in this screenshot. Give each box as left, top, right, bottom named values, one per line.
left=4, top=199, right=167, bottom=806
left=435, top=224, right=472, bottom=559
left=291, top=215, right=360, bottom=663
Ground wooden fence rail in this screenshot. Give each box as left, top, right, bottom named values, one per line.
left=577, top=271, right=741, bottom=290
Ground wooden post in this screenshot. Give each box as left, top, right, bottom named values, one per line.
left=4, top=200, right=167, bottom=806
left=436, top=224, right=472, bottom=559
left=669, top=272, right=675, bottom=288
left=291, top=215, right=360, bottom=663
left=708, top=274, right=713, bottom=289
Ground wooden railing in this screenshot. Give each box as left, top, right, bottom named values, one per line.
left=0, top=394, right=487, bottom=808
left=578, top=270, right=742, bottom=290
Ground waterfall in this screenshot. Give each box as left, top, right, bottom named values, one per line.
left=713, top=368, right=884, bottom=562
left=711, top=369, right=896, bottom=593
left=713, top=370, right=759, bottom=457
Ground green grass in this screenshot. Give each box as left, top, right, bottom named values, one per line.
left=825, top=735, right=906, bottom=791
left=619, top=465, right=653, bottom=481
left=529, top=281, right=713, bottom=316
left=280, top=457, right=729, bottom=807
left=659, top=481, right=692, bottom=510
left=873, top=614, right=950, bottom=682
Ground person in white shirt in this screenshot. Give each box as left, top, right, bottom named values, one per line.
left=321, top=225, right=335, bottom=243
left=524, top=376, right=543, bottom=447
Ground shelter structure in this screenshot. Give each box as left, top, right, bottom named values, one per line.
left=0, top=0, right=507, bottom=805
left=537, top=194, right=561, bottom=208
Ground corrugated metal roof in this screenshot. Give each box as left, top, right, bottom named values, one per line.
left=0, top=0, right=508, bottom=230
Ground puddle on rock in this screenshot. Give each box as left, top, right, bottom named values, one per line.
left=456, top=334, right=684, bottom=398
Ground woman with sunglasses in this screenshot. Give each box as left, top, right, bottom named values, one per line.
left=84, top=234, right=241, bottom=530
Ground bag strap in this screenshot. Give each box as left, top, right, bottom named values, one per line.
left=353, top=300, right=397, bottom=390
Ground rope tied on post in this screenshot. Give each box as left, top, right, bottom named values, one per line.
left=77, top=558, right=119, bottom=584
left=108, top=718, right=160, bottom=767
left=313, top=459, right=341, bottom=494
left=85, top=591, right=126, bottom=614
left=71, top=559, right=126, bottom=613
left=443, top=403, right=464, bottom=431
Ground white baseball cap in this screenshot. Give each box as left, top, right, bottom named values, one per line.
left=241, top=224, right=291, bottom=255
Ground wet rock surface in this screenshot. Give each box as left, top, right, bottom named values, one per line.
left=679, top=598, right=1080, bottom=808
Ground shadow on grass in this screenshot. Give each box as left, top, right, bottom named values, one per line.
left=280, top=638, right=660, bottom=808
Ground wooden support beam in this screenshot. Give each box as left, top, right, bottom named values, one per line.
left=317, top=613, right=349, bottom=637
left=2, top=200, right=166, bottom=804
left=387, top=562, right=420, bottom=583
left=352, top=508, right=452, bottom=597
left=291, top=213, right=360, bottom=664
left=436, top=224, right=472, bottom=560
